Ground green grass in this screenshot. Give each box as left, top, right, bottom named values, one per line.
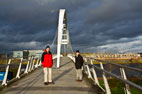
left=98, top=78, right=142, bottom=94
left=0, top=59, right=8, bottom=64
left=0, top=59, right=29, bottom=64
left=0, top=59, right=21, bottom=64
left=107, top=59, right=142, bottom=64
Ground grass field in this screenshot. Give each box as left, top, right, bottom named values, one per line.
left=99, top=78, right=142, bottom=94
left=0, top=59, right=21, bottom=64
left=0, top=59, right=30, bottom=65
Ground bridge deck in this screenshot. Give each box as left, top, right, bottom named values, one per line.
left=0, top=57, right=97, bottom=94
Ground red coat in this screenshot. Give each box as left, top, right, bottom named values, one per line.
left=41, top=51, right=53, bottom=68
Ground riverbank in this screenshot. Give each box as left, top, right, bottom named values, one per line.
left=99, top=78, right=142, bottom=94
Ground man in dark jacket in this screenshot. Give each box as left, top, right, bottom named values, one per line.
left=75, top=50, right=84, bottom=82
left=41, top=46, right=53, bottom=85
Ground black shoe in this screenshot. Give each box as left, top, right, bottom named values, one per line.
left=78, top=80, right=82, bottom=82
left=44, top=82, right=48, bottom=85
left=48, top=82, right=54, bottom=84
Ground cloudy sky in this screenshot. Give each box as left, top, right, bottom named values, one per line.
left=0, top=0, right=142, bottom=54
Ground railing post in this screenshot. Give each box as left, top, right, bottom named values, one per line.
left=120, top=67, right=131, bottom=94
left=38, top=60, right=41, bottom=67
left=91, top=60, right=99, bottom=85
left=100, top=62, right=111, bottom=94
left=84, top=58, right=92, bottom=78
left=86, top=65, right=92, bottom=78
left=70, top=55, right=75, bottom=62
left=35, top=58, right=39, bottom=68
left=83, top=58, right=87, bottom=74
left=83, top=65, right=87, bottom=74
left=2, top=59, right=11, bottom=86
left=28, top=56, right=33, bottom=72
left=85, top=58, right=88, bottom=62
left=73, top=57, right=75, bottom=62
left=24, top=57, right=31, bottom=74
left=16, top=58, right=23, bottom=79
left=31, top=58, right=36, bottom=71
left=91, top=60, right=93, bottom=65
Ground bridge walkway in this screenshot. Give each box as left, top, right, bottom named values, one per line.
left=0, top=57, right=99, bottom=94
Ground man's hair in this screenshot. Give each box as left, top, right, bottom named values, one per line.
left=46, top=46, right=50, bottom=49
left=76, top=50, right=80, bottom=53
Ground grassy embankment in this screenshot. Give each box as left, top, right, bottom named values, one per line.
left=99, top=78, right=142, bottom=94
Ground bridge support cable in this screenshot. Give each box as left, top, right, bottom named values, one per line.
left=68, top=33, right=74, bottom=53
left=50, top=29, right=58, bottom=54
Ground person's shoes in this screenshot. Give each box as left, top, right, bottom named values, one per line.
left=44, top=82, right=49, bottom=85
left=48, top=82, right=54, bottom=84
left=78, top=80, right=82, bottom=82
left=76, top=80, right=82, bottom=82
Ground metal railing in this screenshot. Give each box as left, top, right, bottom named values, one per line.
left=67, top=54, right=142, bottom=94
left=0, top=55, right=58, bottom=87
left=0, top=56, right=41, bottom=86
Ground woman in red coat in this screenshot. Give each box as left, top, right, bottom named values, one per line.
left=41, top=46, right=53, bottom=85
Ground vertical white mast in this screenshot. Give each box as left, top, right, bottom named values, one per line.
left=57, top=9, right=69, bottom=68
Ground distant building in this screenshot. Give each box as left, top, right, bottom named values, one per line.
left=13, top=50, right=44, bottom=58
left=89, top=53, right=140, bottom=60
left=13, top=51, right=23, bottom=58
left=28, top=50, right=43, bottom=57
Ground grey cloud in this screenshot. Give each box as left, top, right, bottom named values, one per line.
left=0, top=0, right=142, bottom=53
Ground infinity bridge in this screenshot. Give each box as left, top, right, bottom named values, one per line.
left=0, top=9, right=142, bottom=94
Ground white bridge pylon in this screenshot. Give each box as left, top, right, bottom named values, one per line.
left=57, top=9, right=70, bottom=68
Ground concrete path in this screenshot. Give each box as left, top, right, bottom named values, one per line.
left=0, top=57, right=97, bottom=94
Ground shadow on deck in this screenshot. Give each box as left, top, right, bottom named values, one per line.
left=0, top=57, right=103, bottom=94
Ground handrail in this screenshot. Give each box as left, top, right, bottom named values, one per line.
left=67, top=54, right=142, bottom=94
left=0, top=55, right=58, bottom=87
left=0, top=56, right=41, bottom=86
left=84, top=56, right=142, bottom=73
left=93, top=64, right=142, bottom=91
left=93, top=58, right=142, bottom=73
